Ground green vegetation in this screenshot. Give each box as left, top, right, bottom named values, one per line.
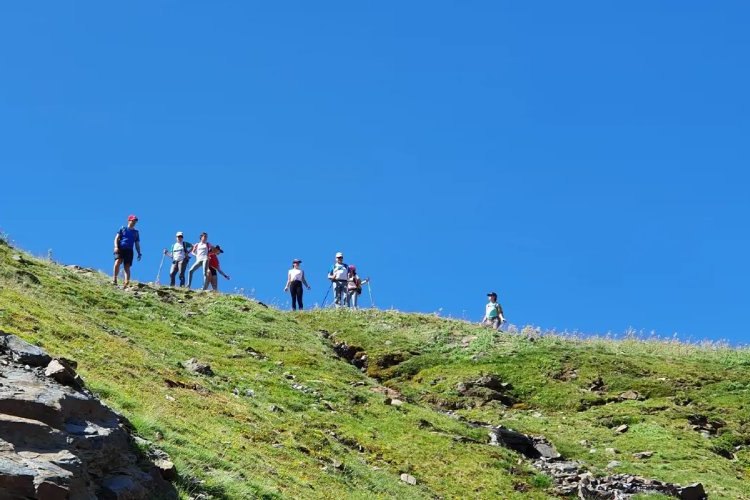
left=1, top=240, right=749, bottom=498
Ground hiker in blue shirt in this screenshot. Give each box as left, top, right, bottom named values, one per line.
left=113, top=215, right=142, bottom=287
left=164, top=231, right=193, bottom=287
left=327, top=252, right=349, bottom=308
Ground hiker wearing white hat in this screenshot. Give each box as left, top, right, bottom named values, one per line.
left=327, top=252, right=349, bottom=308
left=284, top=259, right=310, bottom=311
left=163, top=231, right=193, bottom=287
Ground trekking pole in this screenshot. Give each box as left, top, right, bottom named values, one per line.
left=321, top=283, right=332, bottom=308
left=367, top=279, right=374, bottom=308
left=155, top=250, right=166, bottom=285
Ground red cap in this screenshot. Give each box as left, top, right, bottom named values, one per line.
left=128, top=215, right=138, bottom=221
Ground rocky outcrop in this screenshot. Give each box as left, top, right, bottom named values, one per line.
left=0, top=331, right=177, bottom=499
left=486, top=424, right=705, bottom=499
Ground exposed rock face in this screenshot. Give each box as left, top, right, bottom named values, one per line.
left=488, top=426, right=560, bottom=459
left=0, top=332, right=177, bottom=499
left=487, top=424, right=705, bottom=499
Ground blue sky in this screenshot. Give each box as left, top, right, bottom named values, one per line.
left=1, top=2, right=748, bottom=343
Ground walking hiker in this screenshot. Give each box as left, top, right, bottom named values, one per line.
left=482, top=292, right=505, bottom=330
left=346, top=265, right=369, bottom=309
left=327, top=252, right=349, bottom=308
left=187, top=232, right=211, bottom=289
left=203, top=245, right=230, bottom=291
left=164, top=231, right=193, bottom=287
left=112, top=215, right=142, bottom=287
left=284, top=259, right=310, bottom=311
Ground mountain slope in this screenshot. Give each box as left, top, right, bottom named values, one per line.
left=0, top=240, right=748, bottom=499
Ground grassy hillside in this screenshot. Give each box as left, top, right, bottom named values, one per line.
left=1, top=239, right=749, bottom=499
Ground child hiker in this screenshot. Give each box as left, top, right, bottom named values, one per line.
left=203, top=245, right=230, bottom=291
left=345, top=265, right=369, bottom=309
left=482, top=292, right=505, bottom=330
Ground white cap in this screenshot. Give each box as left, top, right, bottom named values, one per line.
left=335, top=252, right=343, bottom=258
left=176, top=231, right=184, bottom=236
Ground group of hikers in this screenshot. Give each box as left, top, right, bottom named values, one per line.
left=113, top=216, right=228, bottom=291
left=112, top=215, right=506, bottom=328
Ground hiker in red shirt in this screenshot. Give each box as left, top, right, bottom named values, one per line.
left=203, top=245, right=230, bottom=291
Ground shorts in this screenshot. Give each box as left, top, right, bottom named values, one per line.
left=209, top=268, right=217, bottom=276
left=115, top=248, right=134, bottom=266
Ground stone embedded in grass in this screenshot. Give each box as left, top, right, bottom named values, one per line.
left=589, top=376, right=605, bottom=392
left=400, top=473, right=417, bottom=485
left=182, top=358, right=213, bottom=376
left=618, top=390, right=642, bottom=401
left=633, top=451, right=654, bottom=459
left=614, top=424, right=629, bottom=434
left=488, top=426, right=560, bottom=459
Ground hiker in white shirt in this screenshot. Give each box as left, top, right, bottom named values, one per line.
left=327, top=252, right=349, bottom=308
left=164, top=231, right=193, bottom=287
left=187, top=232, right=212, bottom=289
left=284, top=259, right=311, bottom=310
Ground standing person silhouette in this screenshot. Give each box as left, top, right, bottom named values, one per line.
left=284, top=259, right=311, bottom=311
left=113, top=215, right=141, bottom=287
left=327, top=252, right=349, bottom=308
left=187, top=232, right=211, bottom=289
left=165, top=231, right=192, bottom=287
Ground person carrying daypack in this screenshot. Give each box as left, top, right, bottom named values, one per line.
left=164, top=231, right=193, bottom=287
left=327, top=251, right=349, bottom=308
left=345, top=265, right=369, bottom=310
left=482, top=292, right=505, bottom=330
left=112, top=214, right=142, bottom=287
left=187, top=232, right=211, bottom=289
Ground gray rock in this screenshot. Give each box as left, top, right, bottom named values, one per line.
left=632, top=451, right=653, bottom=459
left=614, top=424, right=629, bottom=434
left=488, top=426, right=560, bottom=459
left=619, top=390, right=641, bottom=401
left=0, top=332, right=52, bottom=367
left=182, top=358, right=214, bottom=376
left=400, top=473, right=417, bottom=485
left=45, top=358, right=80, bottom=387
left=154, top=459, right=177, bottom=482
left=0, top=340, right=177, bottom=499
left=678, top=483, right=707, bottom=500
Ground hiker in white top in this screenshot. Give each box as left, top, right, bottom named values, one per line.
left=482, top=292, right=505, bottom=330
left=187, top=232, right=212, bottom=289
left=345, top=265, right=369, bottom=310
left=327, top=252, right=349, bottom=308
left=164, top=231, right=193, bottom=287
left=284, top=259, right=310, bottom=311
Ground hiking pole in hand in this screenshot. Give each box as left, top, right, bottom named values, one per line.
left=155, top=250, right=167, bottom=285
left=321, top=282, right=332, bottom=308
left=367, top=278, right=374, bottom=308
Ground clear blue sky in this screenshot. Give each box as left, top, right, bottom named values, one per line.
left=1, top=2, right=748, bottom=343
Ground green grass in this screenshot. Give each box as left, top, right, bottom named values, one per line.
left=1, top=240, right=749, bottom=498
